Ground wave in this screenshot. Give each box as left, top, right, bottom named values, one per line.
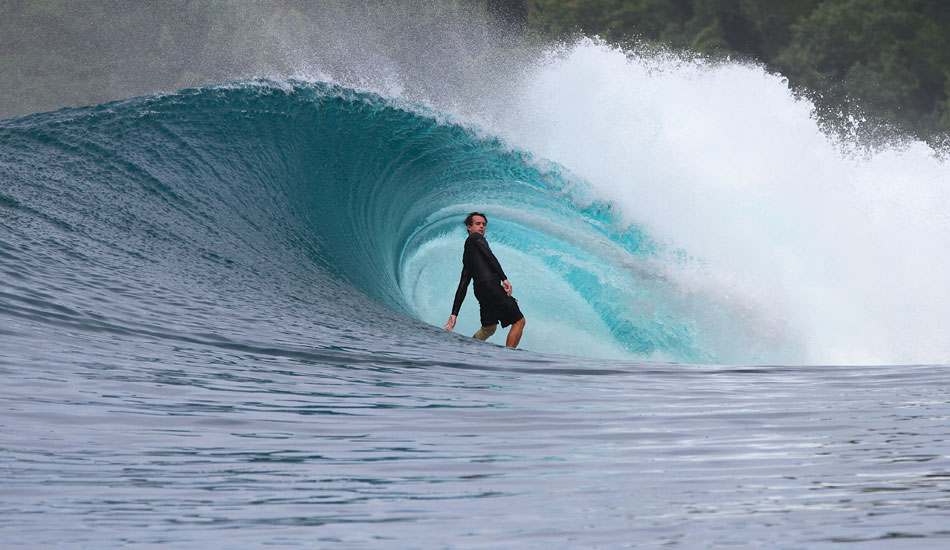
left=3, top=57, right=949, bottom=365
left=0, top=80, right=714, bottom=363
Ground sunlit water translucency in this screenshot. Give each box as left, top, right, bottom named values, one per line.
left=3, top=37, right=950, bottom=547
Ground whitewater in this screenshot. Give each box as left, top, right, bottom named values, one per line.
left=2, top=19, right=950, bottom=549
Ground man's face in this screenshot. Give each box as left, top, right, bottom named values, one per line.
left=467, top=215, right=487, bottom=236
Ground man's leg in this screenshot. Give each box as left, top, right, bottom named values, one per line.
left=473, top=324, right=497, bottom=341
left=506, top=317, right=525, bottom=348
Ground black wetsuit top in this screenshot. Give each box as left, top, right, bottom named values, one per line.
left=451, top=232, right=507, bottom=316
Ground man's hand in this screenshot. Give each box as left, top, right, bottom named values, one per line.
left=502, top=279, right=512, bottom=296
left=444, top=315, right=457, bottom=331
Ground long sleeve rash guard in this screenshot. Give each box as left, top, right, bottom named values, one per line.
left=450, top=232, right=507, bottom=316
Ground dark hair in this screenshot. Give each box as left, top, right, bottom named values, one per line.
left=464, top=212, right=487, bottom=226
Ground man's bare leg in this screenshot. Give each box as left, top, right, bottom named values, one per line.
left=473, top=324, right=497, bottom=341
left=506, top=317, right=525, bottom=348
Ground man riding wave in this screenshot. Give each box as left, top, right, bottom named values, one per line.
left=444, top=212, right=525, bottom=348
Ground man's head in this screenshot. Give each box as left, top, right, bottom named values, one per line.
left=465, top=212, right=487, bottom=236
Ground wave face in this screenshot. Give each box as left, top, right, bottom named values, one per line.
left=4, top=65, right=950, bottom=366
left=4, top=58, right=950, bottom=368
left=0, top=80, right=730, bottom=363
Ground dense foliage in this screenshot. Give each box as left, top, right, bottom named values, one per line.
left=528, top=0, right=950, bottom=143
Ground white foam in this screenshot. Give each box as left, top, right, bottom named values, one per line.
left=472, top=39, right=950, bottom=365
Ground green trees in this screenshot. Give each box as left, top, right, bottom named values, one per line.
left=776, top=0, right=950, bottom=137
left=529, top=0, right=689, bottom=44
left=529, top=0, right=817, bottom=55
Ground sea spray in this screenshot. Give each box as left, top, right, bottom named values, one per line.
left=453, top=38, right=950, bottom=365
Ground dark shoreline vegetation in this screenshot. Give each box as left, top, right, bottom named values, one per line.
left=2, top=0, right=948, bottom=148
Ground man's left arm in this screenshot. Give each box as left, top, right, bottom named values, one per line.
left=475, top=238, right=507, bottom=280
left=475, top=237, right=512, bottom=296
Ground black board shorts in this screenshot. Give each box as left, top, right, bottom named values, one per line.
left=473, top=280, right=523, bottom=328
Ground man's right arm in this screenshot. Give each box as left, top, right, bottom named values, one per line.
left=445, top=266, right=471, bottom=330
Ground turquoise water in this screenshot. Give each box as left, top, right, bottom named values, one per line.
left=2, top=80, right=950, bottom=547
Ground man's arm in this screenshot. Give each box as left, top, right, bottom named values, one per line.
left=475, top=236, right=512, bottom=295
left=445, top=266, right=472, bottom=330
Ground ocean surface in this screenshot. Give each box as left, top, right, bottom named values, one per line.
left=3, top=41, right=950, bottom=548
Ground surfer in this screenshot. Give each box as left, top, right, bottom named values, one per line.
left=444, top=212, right=526, bottom=348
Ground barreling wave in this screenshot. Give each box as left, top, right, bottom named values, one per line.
left=1, top=80, right=734, bottom=362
